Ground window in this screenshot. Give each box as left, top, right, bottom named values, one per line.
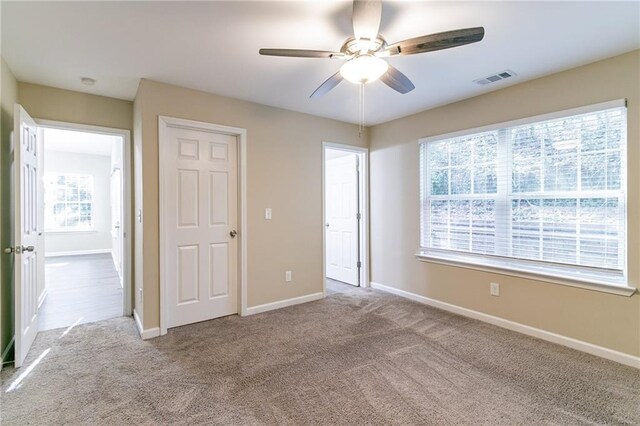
left=419, top=101, right=627, bottom=288
left=44, top=174, right=94, bottom=231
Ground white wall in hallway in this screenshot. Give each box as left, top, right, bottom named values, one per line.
left=44, top=150, right=112, bottom=255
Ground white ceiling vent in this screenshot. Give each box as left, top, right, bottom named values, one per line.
left=474, top=70, right=517, bottom=85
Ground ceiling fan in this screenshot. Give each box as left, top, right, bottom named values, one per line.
left=259, top=0, right=485, bottom=98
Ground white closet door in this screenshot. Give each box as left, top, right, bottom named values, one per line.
left=162, top=125, right=238, bottom=328
left=325, top=154, right=359, bottom=286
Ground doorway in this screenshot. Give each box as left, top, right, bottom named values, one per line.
left=11, top=105, right=132, bottom=368
left=38, top=126, right=128, bottom=331
left=323, top=143, right=368, bottom=290
left=158, top=116, right=248, bottom=335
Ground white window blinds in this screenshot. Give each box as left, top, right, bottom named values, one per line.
left=419, top=101, right=627, bottom=286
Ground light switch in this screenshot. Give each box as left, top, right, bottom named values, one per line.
left=265, top=208, right=272, bottom=220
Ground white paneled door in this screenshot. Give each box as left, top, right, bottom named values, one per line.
left=162, top=124, right=238, bottom=328
left=13, top=105, right=41, bottom=368
left=325, top=154, right=359, bottom=286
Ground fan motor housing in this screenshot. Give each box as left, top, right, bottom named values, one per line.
left=341, top=35, right=387, bottom=56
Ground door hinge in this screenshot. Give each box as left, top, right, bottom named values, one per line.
left=357, top=261, right=362, bottom=268
left=356, top=213, right=361, bottom=220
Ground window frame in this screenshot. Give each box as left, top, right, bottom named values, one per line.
left=44, top=173, right=96, bottom=233
left=417, top=99, right=633, bottom=296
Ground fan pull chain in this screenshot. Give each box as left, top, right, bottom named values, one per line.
left=359, top=83, right=364, bottom=138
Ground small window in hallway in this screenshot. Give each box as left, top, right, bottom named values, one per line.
left=44, top=174, right=94, bottom=231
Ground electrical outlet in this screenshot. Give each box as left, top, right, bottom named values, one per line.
left=285, top=270, right=292, bottom=282
left=265, top=208, right=272, bottom=220
left=490, top=282, right=500, bottom=296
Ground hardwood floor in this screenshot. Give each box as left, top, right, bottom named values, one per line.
left=38, top=253, right=123, bottom=331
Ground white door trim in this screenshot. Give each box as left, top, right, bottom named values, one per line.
left=158, top=116, right=248, bottom=336
left=35, top=119, right=133, bottom=317
left=322, top=142, right=369, bottom=295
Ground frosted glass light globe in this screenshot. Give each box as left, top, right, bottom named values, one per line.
left=340, top=55, right=389, bottom=84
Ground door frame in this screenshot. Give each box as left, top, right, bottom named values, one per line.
left=322, top=142, right=369, bottom=293
left=158, top=116, right=248, bottom=336
left=36, top=119, right=133, bottom=317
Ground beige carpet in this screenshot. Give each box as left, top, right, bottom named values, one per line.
left=1, top=281, right=639, bottom=425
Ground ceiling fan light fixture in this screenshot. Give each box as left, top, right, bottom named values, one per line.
left=340, top=55, right=388, bottom=84
left=259, top=1, right=485, bottom=97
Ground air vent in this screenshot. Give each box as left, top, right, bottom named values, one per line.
left=474, top=70, right=517, bottom=85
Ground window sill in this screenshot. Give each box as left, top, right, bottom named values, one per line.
left=416, top=251, right=636, bottom=297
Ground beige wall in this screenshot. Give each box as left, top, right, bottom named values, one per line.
left=1, top=57, right=18, bottom=363
left=134, top=79, right=366, bottom=329
left=18, top=83, right=133, bottom=131
left=369, top=50, right=640, bottom=356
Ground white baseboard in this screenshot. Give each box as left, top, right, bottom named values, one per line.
left=45, top=249, right=111, bottom=257
left=1, top=337, right=15, bottom=369
left=134, top=310, right=160, bottom=340
left=370, top=281, right=640, bottom=369
left=245, top=292, right=325, bottom=316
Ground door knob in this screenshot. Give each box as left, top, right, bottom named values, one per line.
left=5, top=246, right=35, bottom=254
left=230, top=230, right=237, bottom=238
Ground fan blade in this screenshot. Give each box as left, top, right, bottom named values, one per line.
left=352, top=0, right=382, bottom=42
left=385, top=27, right=485, bottom=56
left=310, top=72, right=343, bottom=99
left=381, top=65, right=415, bottom=94
left=259, top=49, right=344, bottom=59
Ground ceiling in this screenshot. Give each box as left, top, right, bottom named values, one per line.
left=43, top=128, right=117, bottom=156
left=2, top=1, right=639, bottom=126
